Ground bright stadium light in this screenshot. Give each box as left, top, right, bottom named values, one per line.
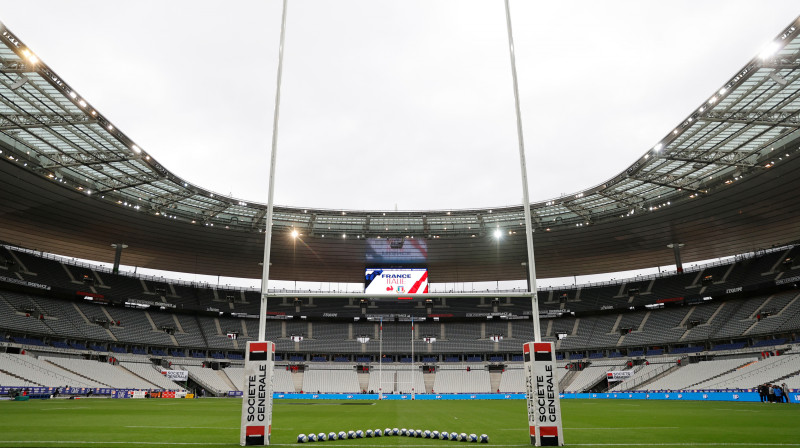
left=494, top=229, right=502, bottom=239
left=759, top=41, right=780, bottom=59
left=654, top=143, right=663, bottom=151
left=291, top=229, right=299, bottom=239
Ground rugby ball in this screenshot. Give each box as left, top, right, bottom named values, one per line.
left=298, top=434, right=308, bottom=443
left=480, top=434, right=489, bottom=443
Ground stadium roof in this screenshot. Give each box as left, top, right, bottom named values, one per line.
left=1, top=17, right=800, bottom=283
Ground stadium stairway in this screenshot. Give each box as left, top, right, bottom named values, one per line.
left=117, top=364, right=160, bottom=389
left=216, top=370, right=237, bottom=391
left=357, top=372, right=369, bottom=392
left=489, top=371, right=502, bottom=393
left=424, top=371, right=435, bottom=393
left=556, top=368, right=578, bottom=390
left=292, top=370, right=304, bottom=392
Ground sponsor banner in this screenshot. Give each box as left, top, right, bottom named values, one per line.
left=266, top=391, right=789, bottom=403
left=240, top=341, right=275, bottom=446
left=112, top=390, right=129, bottom=399
left=127, top=298, right=176, bottom=309
left=524, top=342, right=564, bottom=446
left=606, top=371, right=634, bottom=382
left=0, top=275, right=51, bottom=290
left=272, top=393, right=527, bottom=400
left=162, top=370, right=189, bottom=382
left=561, top=391, right=763, bottom=402
left=776, top=275, right=800, bottom=286
left=128, top=390, right=147, bottom=399
left=229, top=390, right=244, bottom=397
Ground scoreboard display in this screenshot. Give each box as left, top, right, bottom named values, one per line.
left=365, top=268, right=428, bottom=296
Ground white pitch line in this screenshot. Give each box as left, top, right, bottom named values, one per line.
left=39, top=407, right=90, bottom=410
left=271, top=444, right=800, bottom=447
left=567, top=445, right=800, bottom=447
left=566, top=427, right=680, bottom=430
left=497, top=427, right=679, bottom=431
left=4, top=443, right=798, bottom=447
left=0, top=443, right=221, bottom=446
left=124, top=426, right=238, bottom=429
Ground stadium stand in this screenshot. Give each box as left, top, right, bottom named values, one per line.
left=644, top=357, right=758, bottom=391
left=118, top=362, right=186, bottom=391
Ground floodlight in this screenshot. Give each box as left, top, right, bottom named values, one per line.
left=759, top=41, right=779, bottom=59
left=291, top=229, right=299, bottom=239
left=494, top=229, right=502, bottom=239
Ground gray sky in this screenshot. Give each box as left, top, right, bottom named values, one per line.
left=2, top=1, right=799, bottom=212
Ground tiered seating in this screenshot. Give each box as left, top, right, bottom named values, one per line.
left=181, top=365, right=233, bottom=394
left=0, top=353, right=100, bottom=388
left=367, top=369, right=396, bottom=393
left=42, top=356, right=154, bottom=389
left=498, top=368, right=525, bottom=393
left=692, top=354, right=800, bottom=389
left=644, top=357, right=756, bottom=390
left=302, top=369, right=359, bottom=393
left=431, top=366, right=490, bottom=393
left=224, top=367, right=244, bottom=391
left=563, top=360, right=628, bottom=392
left=609, top=358, right=677, bottom=391
left=273, top=369, right=294, bottom=393
left=396, top=369, right=425, bottom=394
left=119, top=362, right=185, bottom=390
left=0, top=369, right=40, bottom=387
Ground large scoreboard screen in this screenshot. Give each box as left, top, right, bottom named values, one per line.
left=365, top=268, right=428, bottom=296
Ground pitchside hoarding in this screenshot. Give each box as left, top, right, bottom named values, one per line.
left=364, top=268, right=428, bottom=295
left=524, top=342, right=564, bottom=446
left=240, top=341, right=275, bottom=446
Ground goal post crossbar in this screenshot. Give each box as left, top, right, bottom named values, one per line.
left=264, top=292, right=538, bottom=299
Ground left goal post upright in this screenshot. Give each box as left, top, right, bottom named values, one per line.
left=241, top=0, right=288, bottom=444
left=240, top=341, right=276, bottom=446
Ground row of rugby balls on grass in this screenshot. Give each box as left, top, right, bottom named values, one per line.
left=297, top=429, right=489, bottom=443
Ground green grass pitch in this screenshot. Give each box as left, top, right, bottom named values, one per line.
left=0, top=398, right=797, bottom=447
